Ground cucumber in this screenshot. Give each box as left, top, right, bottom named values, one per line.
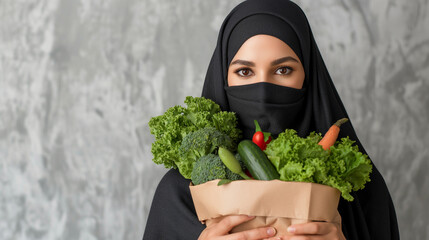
left=237, top=140, right=280, bottom=180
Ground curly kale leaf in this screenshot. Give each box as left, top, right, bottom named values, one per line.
left=326, top=137, right=373, bottom=201
left=264, top=129, right=372, bottom=201
left=148, top=96, right=242, bottom=176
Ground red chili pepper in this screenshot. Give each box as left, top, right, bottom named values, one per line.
left=252, top=120, right=272, bottom=151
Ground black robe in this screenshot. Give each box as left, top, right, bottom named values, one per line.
left=143, top=0, right=400, bottom=239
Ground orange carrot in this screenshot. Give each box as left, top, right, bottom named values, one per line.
left=318, top=118, right=349, bottom=150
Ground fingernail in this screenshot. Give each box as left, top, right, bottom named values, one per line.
left=287, top=226, right=295, bottom=233
left=267, top=227, right=276, bottom=236
left=247, top=215, right=255, bottom=219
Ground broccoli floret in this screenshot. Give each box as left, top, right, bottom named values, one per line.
left=191, top=154, right=243, bottom=185
left=226, top=153, right=246, bottom=181
left=226, top=169, right=243, bottom=181
left=177, top=127, right=236, bottom=179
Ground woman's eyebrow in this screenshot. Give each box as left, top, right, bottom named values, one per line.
left=230, top=56, right=299, bottom=67
left=230, top=59, right=255, bottom=67
left=270, top=56, right=299, bottom=66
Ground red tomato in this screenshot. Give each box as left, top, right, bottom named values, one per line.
left=252, top=131, right=267, bottom=150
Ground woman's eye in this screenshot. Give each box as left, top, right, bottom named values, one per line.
left=276, top=66, right=293, bottom=75
left=236, top=68, right=253, bottom=77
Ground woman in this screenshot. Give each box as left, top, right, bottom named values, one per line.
left=143, top=0, right=400, bottom=239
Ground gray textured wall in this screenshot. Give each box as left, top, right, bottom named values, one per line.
left=0, top=0, right=428, bottom=239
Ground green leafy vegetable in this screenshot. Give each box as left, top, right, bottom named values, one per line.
left=148, top=96, right=242, bottom=177
left=191, top=154, right=243, bottom=185
left=327, top=137, right=373, bottom=193
left=264, top=129, right=372, bottom=201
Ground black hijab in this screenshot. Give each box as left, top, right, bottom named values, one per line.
left=143, top=0, right=400, bottom=239
left=224, top=13, right=308, bottom=140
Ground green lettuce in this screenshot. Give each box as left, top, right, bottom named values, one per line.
left=264, top=129, right=372, bottom=201
left=148, top=96, right=242, bottom=178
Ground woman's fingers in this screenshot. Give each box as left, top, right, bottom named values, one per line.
left=214, top=215, right=256, bottom=234
left=227, top=226, right=277, bottom=240
left=212, top=215, right=278, bottom=239
left=287, top=222, right=334, bottom=235
left=199, top=215, right=278, bottom=240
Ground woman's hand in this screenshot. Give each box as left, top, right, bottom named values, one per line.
left=198, top=215, right=279, bottom=240
left=281, top=222, right=345, bottom=240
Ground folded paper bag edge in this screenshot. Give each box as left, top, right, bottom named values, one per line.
left=189, top=179, right=340, bottom=223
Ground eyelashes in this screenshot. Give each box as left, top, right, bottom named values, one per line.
left=235, top=68, right=253, bottom=77
left=234, top=66, right=294, bottom=77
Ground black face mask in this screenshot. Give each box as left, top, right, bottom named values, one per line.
left=224, top=82, right=306, bottom=139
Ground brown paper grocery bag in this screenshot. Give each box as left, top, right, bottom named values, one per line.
left=189, top=179, right=341, bottom=237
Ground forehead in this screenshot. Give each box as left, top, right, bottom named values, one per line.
left=232, top=34, right=299, bottom=59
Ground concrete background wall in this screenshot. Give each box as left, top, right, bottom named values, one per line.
left=1, top=0, right=428, bottom=239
